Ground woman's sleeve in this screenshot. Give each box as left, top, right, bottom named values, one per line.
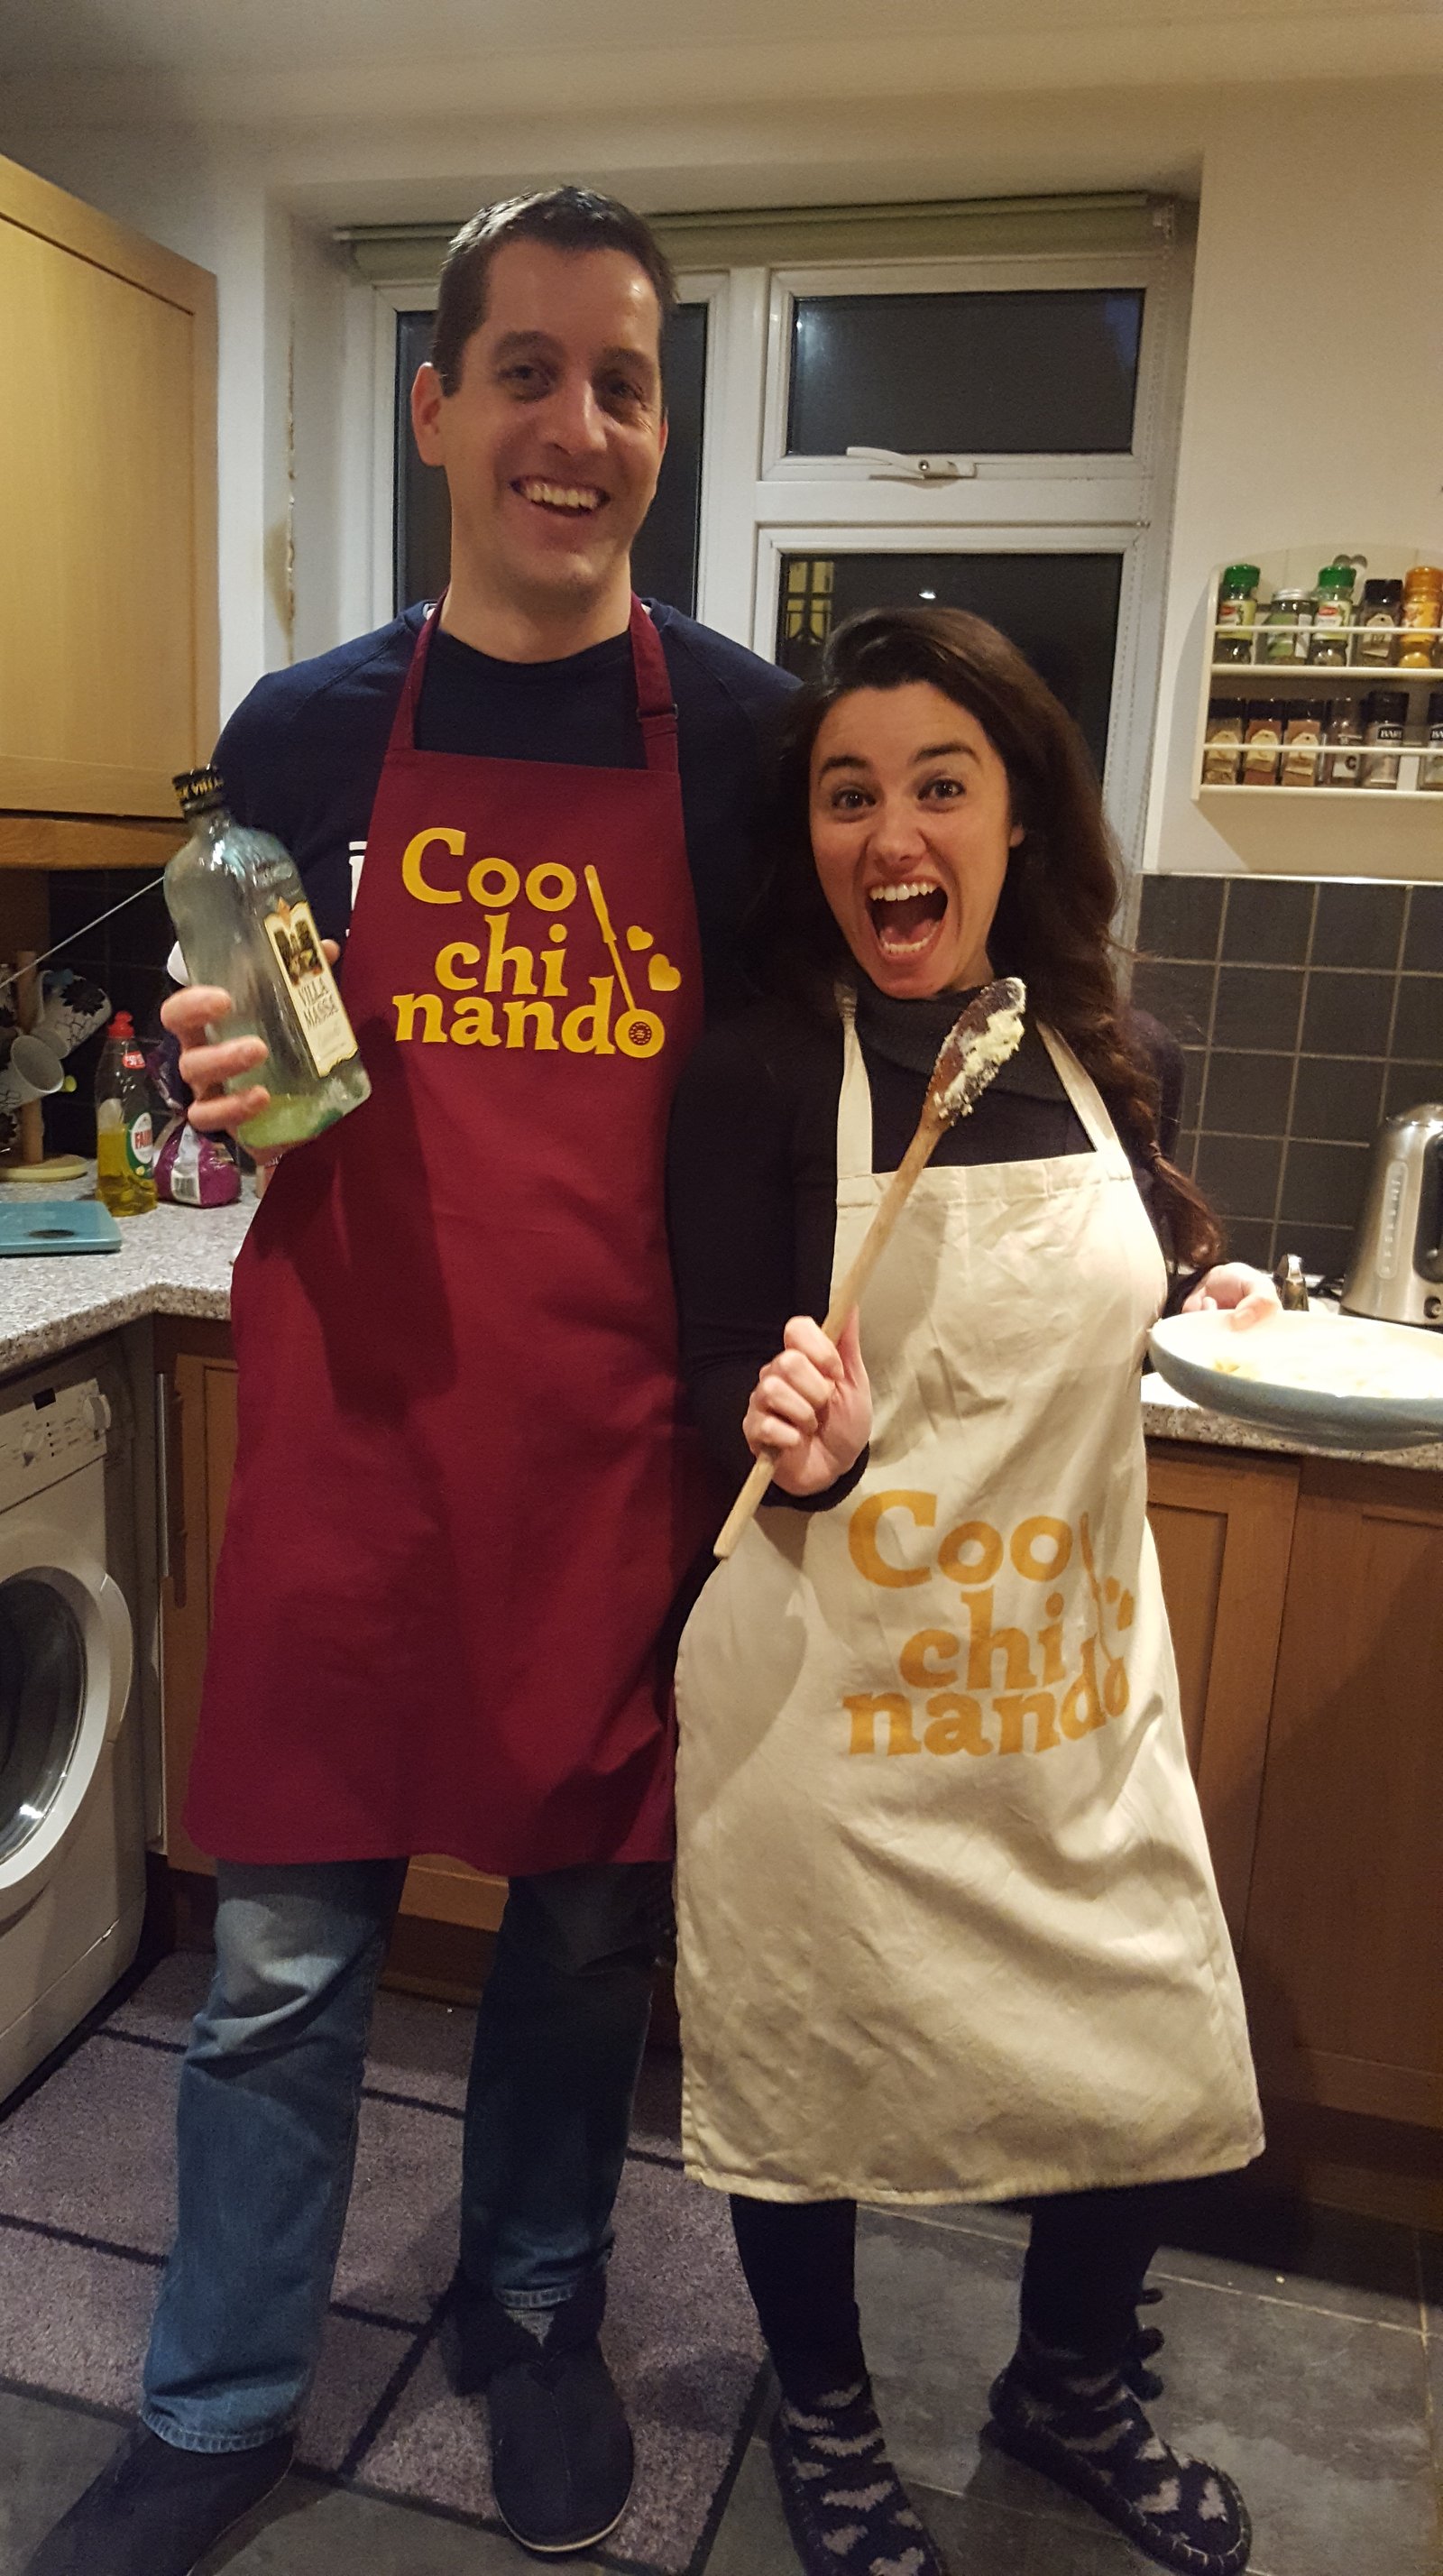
left=666, top=1017, right=866, bottom=1507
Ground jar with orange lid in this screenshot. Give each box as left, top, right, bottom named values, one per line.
left=1400, top=566, right=1443, bottom=667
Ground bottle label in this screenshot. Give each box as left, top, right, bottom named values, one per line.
left=129, top=1111, right=153, bottom=1172
left=262, top=897, right=357, bottom=1077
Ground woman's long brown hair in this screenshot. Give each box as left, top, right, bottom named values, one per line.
left=755, top=605, right=1222, bottom=1270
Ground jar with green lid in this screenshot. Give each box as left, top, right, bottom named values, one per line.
left=1309, top=564, right=1356, bottom=665
left=1215, top=564, right=1260, bottom=663
left=1261, top=587, right=1315, bottom=663
left=1356, top=579, right=1402, bottom=666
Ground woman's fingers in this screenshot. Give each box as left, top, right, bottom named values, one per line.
left=782, top=1313, right=844, bottom=1382
left=188, top=1083, right=271, bottom=1135
left=179, top=1034, right=268, bottom=1094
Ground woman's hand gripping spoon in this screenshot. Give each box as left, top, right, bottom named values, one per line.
left=712, top=976, right=1027, bottom=1560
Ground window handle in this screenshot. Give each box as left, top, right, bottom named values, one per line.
left=845, top=447, right=977, bottom=483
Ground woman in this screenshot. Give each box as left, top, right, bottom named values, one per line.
left=666, top=608, right=1273, bottom=2576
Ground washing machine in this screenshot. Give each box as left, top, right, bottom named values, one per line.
left=0, top=1348, right=146, bottom=2104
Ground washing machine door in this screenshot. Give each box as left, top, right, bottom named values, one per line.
left=0, top=1523, right=133, bottom=1912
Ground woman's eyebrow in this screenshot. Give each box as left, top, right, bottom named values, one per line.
left=912, top=741, right=979, bottom=765
left=815, top=751, right=872, bottom=779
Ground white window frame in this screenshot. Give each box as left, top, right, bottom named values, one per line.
left=354, top=226, right=1190, bottom=873
left=756, top=523, right=1163, bottom=874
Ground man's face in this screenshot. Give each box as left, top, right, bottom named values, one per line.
left=412, top=239, right=667, bottom=617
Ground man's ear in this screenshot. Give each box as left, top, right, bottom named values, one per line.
left=411, top=362, right=446, bottom=465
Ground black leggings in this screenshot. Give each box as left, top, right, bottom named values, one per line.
left=731, top=2180, right=1209, bottom=2399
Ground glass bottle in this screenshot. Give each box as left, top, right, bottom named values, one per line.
left=167, top=770, right=371, bottom=1153
left=1359, top=690, right=1407, bottom=789
left=1320, top=699, right=1364, bottom=787
left=95, top=1012, right=158, bottom=1216
left=1261, top=587, right=1315, bottom=664
left=1418, top=691, right=1443, bottom=792
left=1400, top=566, right=1443, bottom=668
left=1201, top=698, right=1245, bottom=785
left=1309, top=564, right=1356, bottom=665
left=1281, top=700, right=1328, bottom=787
left=1242, top=702, right=1284, bottom=786
left=1356, top=579, right=1403, bottom=666
left=1215, top=565, right=1260, bottom=663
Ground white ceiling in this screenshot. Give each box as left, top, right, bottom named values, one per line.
left=3, top=0, right=1440, bottom=124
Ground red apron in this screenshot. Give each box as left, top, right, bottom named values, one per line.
left=186, top=599, right=708, bottom=1874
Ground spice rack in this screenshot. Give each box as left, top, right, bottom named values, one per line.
left=1191, top=550, right=1443, bottom=803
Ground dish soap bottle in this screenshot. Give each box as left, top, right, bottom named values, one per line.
left=166, top=769, right=371, bottom=1152
left=95, top=1013, right=158, bottom=1216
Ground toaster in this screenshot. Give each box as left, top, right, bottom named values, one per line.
left=1340, top=1102, right=1443, bottom=1328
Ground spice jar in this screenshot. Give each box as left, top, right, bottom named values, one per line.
left=1356, top=579, right=1403, bottom=666
left=1360, top=689, right=1407, bottom=789
left=1320, top=700, right=1364, bottom=787
left=1261, top=587, right=1315, bottom=664
left=1310, top=564, right=1356, bottom=665
left=1215, top=564, right=1260, bottom=663
left=1242, top=701, right=1285, bottom=786
left=1201, top=698, right=1245, bottom=785
left=1419, top=690, right=1443, bottom=792
left=1400, top=566, right=1443, bottom=668
left=1281, top=700, right=1328, bottom=787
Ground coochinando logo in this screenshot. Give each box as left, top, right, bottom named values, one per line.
left=389, top=830, right=683, bottom=1059
left=840, top=1497, right=1135, bottom=1761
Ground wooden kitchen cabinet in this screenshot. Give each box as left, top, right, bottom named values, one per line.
left=0, top=152, right=217, bottom=823
left=154, top=1320, right=506, bottom=1932
left=1146, top=1443, right=1299, bottom=1939
left=1240, top=1458, right=1443, bottom=2133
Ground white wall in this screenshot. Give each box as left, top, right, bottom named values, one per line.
left=4, top=69, right=1441, bottom=878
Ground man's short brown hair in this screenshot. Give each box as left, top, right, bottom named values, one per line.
left=429, top=186, right=677, bottom=395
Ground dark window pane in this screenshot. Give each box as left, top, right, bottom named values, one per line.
left=776, top=552, right=1124, bottom=779
left=787, top=290, right=1144, bottom=457
left=394, top=304, right=708, bottom=618
left=630, top=303, right=707, bottom=619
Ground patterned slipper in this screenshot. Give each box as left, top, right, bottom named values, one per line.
left=985, top=2329, right=1251, bottom=2575
left=769, top=2375, right=945, bottom=2576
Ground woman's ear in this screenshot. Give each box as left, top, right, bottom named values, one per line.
left=1008, top=822, right=1025, bottom=848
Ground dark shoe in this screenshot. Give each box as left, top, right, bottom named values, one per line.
left=22, top=2422, right=294, bottom=2575
left=769, top=2374, right=945, bottom=2576
left=461, top=2274, right=634, bottom=2557
left=986, top=2329, right=1251, bottom=2575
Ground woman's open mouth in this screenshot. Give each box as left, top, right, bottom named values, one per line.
left=867, top=879, right=948, bottom=959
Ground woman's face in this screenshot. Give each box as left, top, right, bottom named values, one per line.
left=808, top=681, right=1023, bottom=998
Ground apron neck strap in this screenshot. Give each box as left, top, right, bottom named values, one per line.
left=834, top=986, right=876, bottom=1183
left=383, top=593, right=678, bottom=774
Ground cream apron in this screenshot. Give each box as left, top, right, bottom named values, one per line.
left=675, top=1007, right=1263, bottom=2204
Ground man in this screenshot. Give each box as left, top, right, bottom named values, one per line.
left=28, top=188, right=793, bottom=2576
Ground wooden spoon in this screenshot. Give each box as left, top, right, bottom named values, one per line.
left=712, top=976, right=1026, bottom=1560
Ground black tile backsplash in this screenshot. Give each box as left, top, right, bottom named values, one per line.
left=34, top=869, right=173, bottom=1157
left=1300, top=970, right=1394, bottom=1058
left=1135, top=874, right=1443, bottom=1277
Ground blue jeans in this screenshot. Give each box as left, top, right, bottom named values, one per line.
left=142, top=1856, right=666, bottom=2453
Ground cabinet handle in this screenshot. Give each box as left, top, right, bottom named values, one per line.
left=155, top=1371, right=186, bottom=1605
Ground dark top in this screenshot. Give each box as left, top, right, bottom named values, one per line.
left=666, top=986, right=1186, bottom=1500
left=213, top=600, right=797, bottom=1019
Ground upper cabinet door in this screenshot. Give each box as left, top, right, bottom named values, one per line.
left=0, top=153, right=216, bottom=819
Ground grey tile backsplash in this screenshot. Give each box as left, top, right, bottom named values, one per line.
left=1134, top=878, right=1443, bottom=1281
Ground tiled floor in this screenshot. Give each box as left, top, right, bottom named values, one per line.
left=0, top=1958, right=1438, bottom=2574
left=2, top=2188, right=1439, bottom=2574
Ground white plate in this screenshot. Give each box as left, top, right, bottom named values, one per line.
left=1146, top=1309, right=1443, bottom=1453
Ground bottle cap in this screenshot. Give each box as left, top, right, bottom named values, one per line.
left=1402, top=565, right=1443, bottom=592
left=1316, top=565, right=1355, bottom=592
left=173, top=767, right=227, bottom=818
left=107, top=1012, right=134, bottom=1038
left=1221, top=564, right=1260, bottom=590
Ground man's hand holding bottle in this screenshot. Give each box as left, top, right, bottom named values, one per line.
left=160, top=940, right=341, bottom=1168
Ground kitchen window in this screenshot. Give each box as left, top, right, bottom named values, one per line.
left=346, top=197, right=1189, bottom=869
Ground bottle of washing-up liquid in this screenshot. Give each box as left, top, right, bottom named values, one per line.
left=95, top=1013, right=158, bottom=1216
left=166, top=769, right=370, bottom=1152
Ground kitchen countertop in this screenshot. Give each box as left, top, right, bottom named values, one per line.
left=0, top=1172, right=255, bottom=1375
left=1, top=1176, right=1440, bottom=1472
